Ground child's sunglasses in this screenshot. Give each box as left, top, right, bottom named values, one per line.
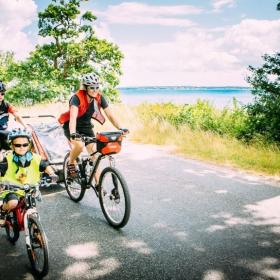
left=13, top=143, right=29, bottom=148
left=0, top=92, right=5, bottom=96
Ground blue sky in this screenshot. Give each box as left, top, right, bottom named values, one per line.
left=0, top=0, right=279, bottom=86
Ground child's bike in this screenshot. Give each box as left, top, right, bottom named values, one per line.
left=63, top=130, right=131, bottom=228
left=0, top=183, right=49, bottom=278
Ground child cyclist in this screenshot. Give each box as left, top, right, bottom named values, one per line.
left=0, top=128, right=57, bottom=226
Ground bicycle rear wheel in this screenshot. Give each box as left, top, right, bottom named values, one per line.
left=98, top=167, right=131, bottom=228
left=26, top=214, right=49, bottom=278
left=5, top=211, right=20, bottom=244
left=63, top=152, right=86, bottom=202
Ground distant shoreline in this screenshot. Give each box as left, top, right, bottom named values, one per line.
left=118, top=86, right=252, bottom=107
left=118, top=86, right=251, bottom=90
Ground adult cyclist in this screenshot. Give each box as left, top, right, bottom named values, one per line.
left=58, top=73, right=128, bottom=179
left=0, top=81, right=30, bottom=151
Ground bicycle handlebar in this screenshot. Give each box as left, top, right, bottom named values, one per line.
left=71, top=129, right=128, bottom=142
left=81, top=135, right=97, bottom=143
left=0, top=183, right=39, bottom=192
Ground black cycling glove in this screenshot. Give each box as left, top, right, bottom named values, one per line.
left=120, top=128, right=129, bottom=134
left=70, top=133, right=81, bottom=140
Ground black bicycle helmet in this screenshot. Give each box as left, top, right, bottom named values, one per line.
left=0, top=81, right=6, bottom=92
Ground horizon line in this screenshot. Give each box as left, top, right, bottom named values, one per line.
left=117, top=85, right=251, bottom=88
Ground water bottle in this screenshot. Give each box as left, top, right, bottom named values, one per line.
left=85, top=160, right=92, bottom=181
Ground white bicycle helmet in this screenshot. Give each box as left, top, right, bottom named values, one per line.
left=82, top=73, right=99, bottom=86
left=8, top=128, right=32, bottom=144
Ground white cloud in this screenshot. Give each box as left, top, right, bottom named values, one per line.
left=212, top=0, right=235, bottom=12
left=222, top=19, right=280, bottom=60
left=94, top=22, right=114, bottom=41
left=96, top=2, right=203, bottom=27
left=119, top=19, right=280, bottom=86
left=0, top=0, right=37, bottom=59
left=1, top=1, right=278, bottom=87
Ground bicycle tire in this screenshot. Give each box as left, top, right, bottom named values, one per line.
left=63, top=152, right=86, bottom=202
left=98, top=166, right=131, bottom=228
left=5, top=211, right=20, bottom=244
left=26, top=214, right=49, bottom=278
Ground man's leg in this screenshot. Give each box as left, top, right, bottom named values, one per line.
left=69, top=140, right=84, bottom=164
left=63, top=126, right=84, bottom=177
left=67, top=140, right=84, bottom=177
left=85, top=143, right=101, bottom=185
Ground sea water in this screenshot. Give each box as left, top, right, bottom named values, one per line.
left=119, top=86, right=253, bottom=108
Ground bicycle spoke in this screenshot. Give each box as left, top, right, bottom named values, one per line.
left=26, top=216, right=49, bottom=277
left=99, top=167, right=130, bottom=227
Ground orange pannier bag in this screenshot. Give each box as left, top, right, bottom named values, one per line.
left=96, top=131, right=123, bottom=155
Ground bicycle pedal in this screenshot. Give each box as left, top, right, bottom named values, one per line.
left=66, top=178, right=73, bottom=184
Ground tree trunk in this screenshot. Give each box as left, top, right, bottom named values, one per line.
left=63, top=60, right=68, bottom=78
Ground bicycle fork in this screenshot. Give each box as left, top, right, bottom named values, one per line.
left=24, top=209, right=39, bottom=249
left=108, top=156, right=120, bottom=200
left=108, top=156, right=115, bottom=168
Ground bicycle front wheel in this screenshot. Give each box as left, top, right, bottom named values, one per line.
left=99, top=167, right=131, bottom=228
left=63, top=152, right=86, bottom=202
left=26, top=214, right=49, bottom=278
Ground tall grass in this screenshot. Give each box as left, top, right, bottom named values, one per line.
left=129, top=102, right=280, bottom=176
left=136, top=99, right=249, bottom=138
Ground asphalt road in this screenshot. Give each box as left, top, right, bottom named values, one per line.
left=1, top=141, right=280, bottom=280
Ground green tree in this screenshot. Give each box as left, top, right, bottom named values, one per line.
left=245, top=53, right=280, bottom=142
left=0, top=51, right=14, bottom=81
left=8, top=0, right=123, bottom=104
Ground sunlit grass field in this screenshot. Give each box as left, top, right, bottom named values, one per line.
left=114, top=103, right=280, bottom=177
left=18, top=102, right=280, bottom=177
left=131, top=118, right=280, bottom=176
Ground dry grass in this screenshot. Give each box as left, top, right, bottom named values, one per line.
left=18, top=102, right=68, bottom=118
left=129, top=108, right=280, bottom=177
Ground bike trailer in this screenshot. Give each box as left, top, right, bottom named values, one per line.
left=22, top=115, right=69, bottom=183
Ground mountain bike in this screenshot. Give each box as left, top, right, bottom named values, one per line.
left=63, top=130, right=131, bottom=228
left=0, top=183, right=49, bottom=277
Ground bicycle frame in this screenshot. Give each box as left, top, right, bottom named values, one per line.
left=79, top=152, right=116, bottom=191
left=5, top=189, right=38, bottom=230
left=9, top=198, right=26, bottom=231
left=79, top=152, right=103, bottom=188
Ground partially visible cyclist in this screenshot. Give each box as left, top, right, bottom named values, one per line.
left=0, top=81, right=30, bottom=151
left=58, top=73, right=128, bottom=179
left=0, top=128, right=57, bottom=225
